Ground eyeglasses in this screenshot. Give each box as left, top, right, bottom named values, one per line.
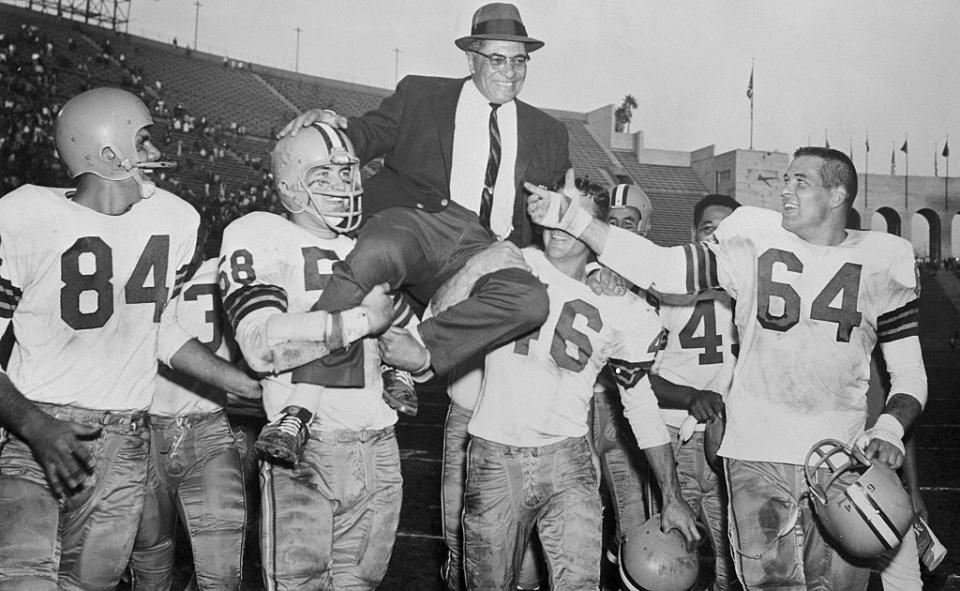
left=468, top=49, right=530, bottom=70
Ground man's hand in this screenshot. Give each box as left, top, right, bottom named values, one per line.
left=687, top=390, right=724, bottom=423
left=524, top=168, right=575, bottom=229
left=278, top=108, right=348, bottom=138
left=360, top=283, right=394, bottom=336
left=378, top=327, right=429, bottom=373
left=856, top=413, right=906, bottom=470
left=660, top=496, right=701, bottom=551
left=587, top=267, right=627, bottom=296
left=21, top=415, right=102, bottom=498
left=232, top=378, right=262, bottom=400
left=432, top=242, right=529, bottom=314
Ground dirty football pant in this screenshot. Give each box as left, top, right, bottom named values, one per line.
left=591, top=379, right=652, bottom=552
left=669, top=426, right=733, bottom=591
left=130, top=409, right=247, bottom=591
left=0, top=403, right=149, bottom=591
left=292, top=204, right=549, bottom=386
left=260, top=425, right=402, bottom=591
left=726, top=459, right=871, bottom=591
left=462, top=435, right=602, bottom=591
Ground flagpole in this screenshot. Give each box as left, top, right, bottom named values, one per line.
left=947, top=134, right=950, bottom=211
left=905, top=135, right=909, bottom=210
left=747, top=59, right=754, bottom=150
left=865, top=132, right=869, bottom=208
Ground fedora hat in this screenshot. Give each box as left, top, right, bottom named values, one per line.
left=455, top=3, right=544, bottom=52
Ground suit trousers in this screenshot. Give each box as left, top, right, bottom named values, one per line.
left=292, top=203, right=548, bottom=385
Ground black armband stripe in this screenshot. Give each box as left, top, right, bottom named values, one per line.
left=224, top=284, right=288, bottom=329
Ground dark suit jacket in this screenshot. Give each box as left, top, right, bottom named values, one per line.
left=345, top=75, right=571, bottom=246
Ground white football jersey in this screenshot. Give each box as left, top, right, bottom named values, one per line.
left=0, top=185, right=200, bottom=411
left=707, top=207, right=920, bottom=464
left=468, top=248, right=665, bottom=447
left=151, top=259, right=233, bottom=417
left=654, top=290, right=738, bottom=429
left=218, top=212, right=397, bottom=430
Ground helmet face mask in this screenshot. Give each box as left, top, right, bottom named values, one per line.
left=805, top=439, right=915, bottom=559
left=272, top=123, right=363, bottom=233
left=54, top=87, right=173, bottom=198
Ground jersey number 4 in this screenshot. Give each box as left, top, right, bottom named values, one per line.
left=757, top=248, right=863, bottom=342
left=60, top=235, right=170, bottom=330
left=678, top=299, right=724, bottom=365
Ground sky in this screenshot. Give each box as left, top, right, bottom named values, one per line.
left=114, top=0, right=960, bottom=177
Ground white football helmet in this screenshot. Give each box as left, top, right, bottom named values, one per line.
left=805, top=439, right=915, bottom=559
left=609, top=184, right=653, bottom=236
left=54, top=87, right=173, bottom=197
left=271, top=122, right=362, bottom=233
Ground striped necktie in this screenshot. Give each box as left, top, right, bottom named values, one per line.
left=479, top=102, right=502, bottom=230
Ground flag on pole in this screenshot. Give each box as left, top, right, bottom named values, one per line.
left=746, top=66, right=754, bottom=100
left=890, top=147, right=896, bottom=175
left=901, top=140, right=909, bottom=153
left=935, top=144, right=939, bottom=177
left=944, top=142, right=951, bottom=158
left=865, top=133, right=870, bottom=152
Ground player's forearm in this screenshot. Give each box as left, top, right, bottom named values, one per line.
left=648, top=373, right=695, bottom=410
left=621, top=377, right=671, bottom=449
left=169, top=338, right=260, bottom=399
left=0, top=371, right=53, bottom=442
left=881, top=337, right=928, bottom=409
left=596, top=225, right=693, bottom=294
left=643, top=442, right=685, bottom=504
left=881, top=393, right=923, bottom=434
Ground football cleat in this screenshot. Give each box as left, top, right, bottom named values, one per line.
left=255, top=405, right=312, bottom=466
left=382, top=366, right=418, bottom=416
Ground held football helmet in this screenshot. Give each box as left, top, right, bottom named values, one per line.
left=804, top=438, right=915, bottom=559
left=619, top=514, right=700, bottom=591
left=271, top=122, right=363, bottom=233
left=610, top=184, right=653, bottom=236
left=54, top=87, right=173, bottom=197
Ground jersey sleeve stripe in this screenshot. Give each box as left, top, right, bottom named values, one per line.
left=224, top=284, right=288, bottom=329
left=0, top=278, right=22, bottom=319
left=877, top=300, right=919, bottom=342
left=683, top=244, right=696, bottom=293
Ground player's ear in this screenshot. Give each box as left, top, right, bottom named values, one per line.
left=829, top=186, right=847, bottom=209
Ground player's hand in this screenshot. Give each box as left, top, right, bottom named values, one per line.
left=856, top=414, right=905, bottom=470
left=378, top=327, right=429, bottom=373
left=360, top=283, right=394, bottom=336
left=687, top=390, right=724, bottom=423
left=524, top=168, right=577, bottom=228
left=587, top=267, right=627, bottom=296
left=22, top=415, right=102, bottom=498
left=660, top=496, right=701, bottom=551
left=861, top=438, right=905, bottom=470
left=278, top=108, right=348, bottom=138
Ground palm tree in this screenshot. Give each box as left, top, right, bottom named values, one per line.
left=614, top=94, right=638, bottom=133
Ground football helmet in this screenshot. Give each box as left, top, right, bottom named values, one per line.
left=54, top=87, right=173, bottom=197
left=271, top=122, right=362, bottom=233
left=805, top=438, right=915, bottom=559
left=619, top=514, right=699, bottom=591
left=609, top=184, right=653, bottom=236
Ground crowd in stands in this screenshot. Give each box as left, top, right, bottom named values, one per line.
left=0, top=20, right=284, bottom=255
